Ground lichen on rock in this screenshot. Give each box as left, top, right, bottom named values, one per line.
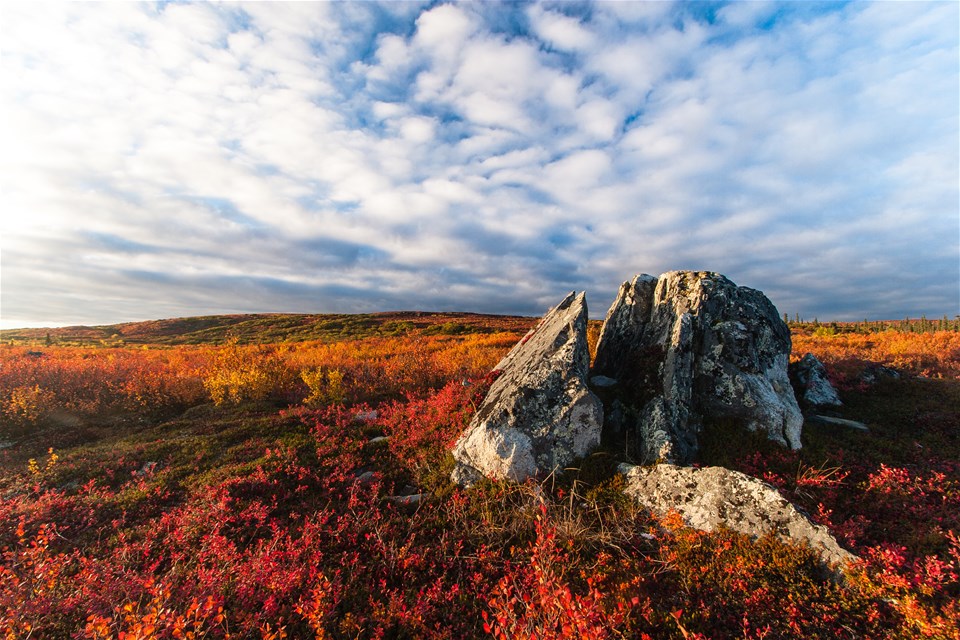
left=450, top=292, right=603, bottom=486
left=594, top=271, right=803, bottom=464
left=620, top=462, right=856, bottom=569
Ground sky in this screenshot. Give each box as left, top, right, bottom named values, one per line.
left=1, top=1, right=958, bottom=329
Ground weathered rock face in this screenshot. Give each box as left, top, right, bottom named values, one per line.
left=620, top=463, right=856, bottom=568
left=450, top=292, right=603, bottom=486
left=790, top=353, right=842, bottom=410
left=594, top=271, right=802, bottom=464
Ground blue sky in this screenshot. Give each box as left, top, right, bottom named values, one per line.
left=1, top=1, right=957, bottom=328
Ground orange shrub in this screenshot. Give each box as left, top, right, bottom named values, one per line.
left=2, top=385, right=56, bottom=430
left=284, top=333, right=521, bottom=404
left=200, top=337, right=293, bottom=406
left=792, top=330, right=960, bottom=379
left=0, top=345, right=207, bottom=429
left=0, top=331, right=524, bottom=427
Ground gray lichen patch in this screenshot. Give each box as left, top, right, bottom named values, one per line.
left=620, top=463, right=856, bottom=569
left=593, top=271, right=803, bottom=464
left=451, top=292, right=603, bottom=486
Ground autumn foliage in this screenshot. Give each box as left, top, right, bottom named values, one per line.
left=0, top=322, right=958, bottom=638
left=791, top=328, right=960, bottom=381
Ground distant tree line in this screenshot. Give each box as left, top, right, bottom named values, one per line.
left=784, top=313, right=960, bottom=334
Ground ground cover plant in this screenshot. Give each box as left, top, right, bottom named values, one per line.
left=1, top=318, right=958, bottom=638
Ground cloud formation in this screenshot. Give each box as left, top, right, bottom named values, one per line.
left=1, top=1, right=957, bottom=327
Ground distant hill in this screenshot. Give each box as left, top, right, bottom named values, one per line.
left=0, top=311, right=537, bottom=346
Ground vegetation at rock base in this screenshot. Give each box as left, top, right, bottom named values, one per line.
left=1, top=317, right=958, bottom=638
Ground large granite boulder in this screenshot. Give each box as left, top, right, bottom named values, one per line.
left=621, top=463, right=856, bottom=568
left=594, top=271, right=802, bottom=464
left=790, top=353, right=843, bottom=410
left=451, top=292, right=603, bottom=486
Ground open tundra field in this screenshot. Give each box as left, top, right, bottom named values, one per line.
left=1, top=313, right=959, bottom=639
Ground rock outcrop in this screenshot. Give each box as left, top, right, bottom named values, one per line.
left=593, top=271, right=802, bottom=464
left=620, top=463, right=856, bottom=568
left=790, top=353, right=842, bottom=410
left=450, top=292, right=603, bottom=486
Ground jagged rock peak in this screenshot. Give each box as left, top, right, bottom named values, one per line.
left=594, top=271, right=802, bottom=464
left=450, top=292, right=603, bottom=486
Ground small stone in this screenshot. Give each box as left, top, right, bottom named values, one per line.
left=366, top=436, right=390, bottom=445
left=354, top=471, right=377, bottom=485
left=355, top=409, right=379, bottom=422
left=589, top=375, right=619, bottom=388
left=858, top=364, right=901, bottom=385
left=134, top=461, right=158, bottom=477
left=811, top=415, right=869, bottom=432
left=387, top=493, right=428, bottom=507
left=791, top=353, right=842, bottom=409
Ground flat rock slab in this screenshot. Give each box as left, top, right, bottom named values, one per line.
left=451, top=292, right=603, bottom=486
left=620, top=463, right=856, bottom=568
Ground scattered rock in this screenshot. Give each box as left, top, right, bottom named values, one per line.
left=451, top=292, right=603, bottom=486
left=593, top=271, right=802, bottom=464
left=589, top=375, right=618, bottom=388
left=355, top=409, right=379, bottom=422
left=810, top=415, right=869, bottom=432
left=366, top=436, right=391, bottom=446
left=620, top=463, right=856, bottom=568
left=790, top=353, right=842, bottom=410
left=387, top=493, right=429, bottom=507
left=858, top=363, right=901, bottom=385
left=0, top=441, right=14, bottom=450
left=134, top=461, right=158, bottom=477
left=354, top=470, right=377, bottom=485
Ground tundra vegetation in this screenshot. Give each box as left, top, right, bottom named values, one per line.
left=1, top=314, right=958, bottom=639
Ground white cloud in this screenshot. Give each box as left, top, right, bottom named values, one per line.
left=398, top=116, right=438, bottom=143
left=414, top=3, right=476, bottom=52
left=528, top=5, right=594, bottom=51
left=0, top=1, right=956, bottom=327
left=543, top=149, right=612, bottom=194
